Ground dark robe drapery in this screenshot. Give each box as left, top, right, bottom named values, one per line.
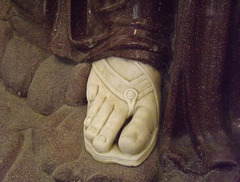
left=162, top=0, right=240, bottom=175
left=47, top=0, right=174, bottom=71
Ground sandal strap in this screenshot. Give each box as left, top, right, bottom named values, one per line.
left=92, top=59, right=158, bottom=117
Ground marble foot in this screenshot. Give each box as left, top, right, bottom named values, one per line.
left=84, top=57, right=161, bottom=166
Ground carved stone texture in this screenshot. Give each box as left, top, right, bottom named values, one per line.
left=1, top=130, right=55, bottom=182
left=0, top=101, right=11, bottom=128
left=27, top=56, right=75, bottom=115
left=11, top=10, right=51, bottom=51
left=1, top=36, right=48, bottom=97
left=0, top=20, right=12, bottom=77
left=0, top=78, right=42, bottom=131
left=0, top=0, right=12, bottom=21
left=0, top=132, right=24, bottom=181
left=33, top=129, right=82, bottom=175
left=36, top=105, right=79, bottom=129
left=66, top=63, right=91, bottom=107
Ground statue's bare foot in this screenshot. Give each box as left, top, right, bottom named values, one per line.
left=84, top=57, right=161, bottom=166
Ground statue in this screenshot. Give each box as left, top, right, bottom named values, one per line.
left=1, top=0, right=240, bottom=180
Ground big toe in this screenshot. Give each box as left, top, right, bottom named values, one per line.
left=119, top=128, right=147, bottom=155
left=118, top=107, right=156, bottom=155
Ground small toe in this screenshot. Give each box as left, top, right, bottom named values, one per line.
left=84, top=100, right=114, bottom=140
left=84, top=94, right=106, bottom=129
left=86, top=95, right=106, bottom=119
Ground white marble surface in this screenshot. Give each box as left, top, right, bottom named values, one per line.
left=84, top=57, right=161, bottom=166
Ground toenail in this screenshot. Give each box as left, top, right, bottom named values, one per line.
left=97, top=135, right=107, bottom=143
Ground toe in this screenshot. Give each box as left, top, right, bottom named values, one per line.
left=119, top=106, right=156, bottom=155
left=84, top=95, right=106, bottom=127
left=84, top=100, right=114, bottom=140
left=87, top=94, right=106, bottom=118
left=93, top=107, right=127, bottom=153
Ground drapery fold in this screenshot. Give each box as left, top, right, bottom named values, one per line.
left=162, top=0, right=240, bottom=174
